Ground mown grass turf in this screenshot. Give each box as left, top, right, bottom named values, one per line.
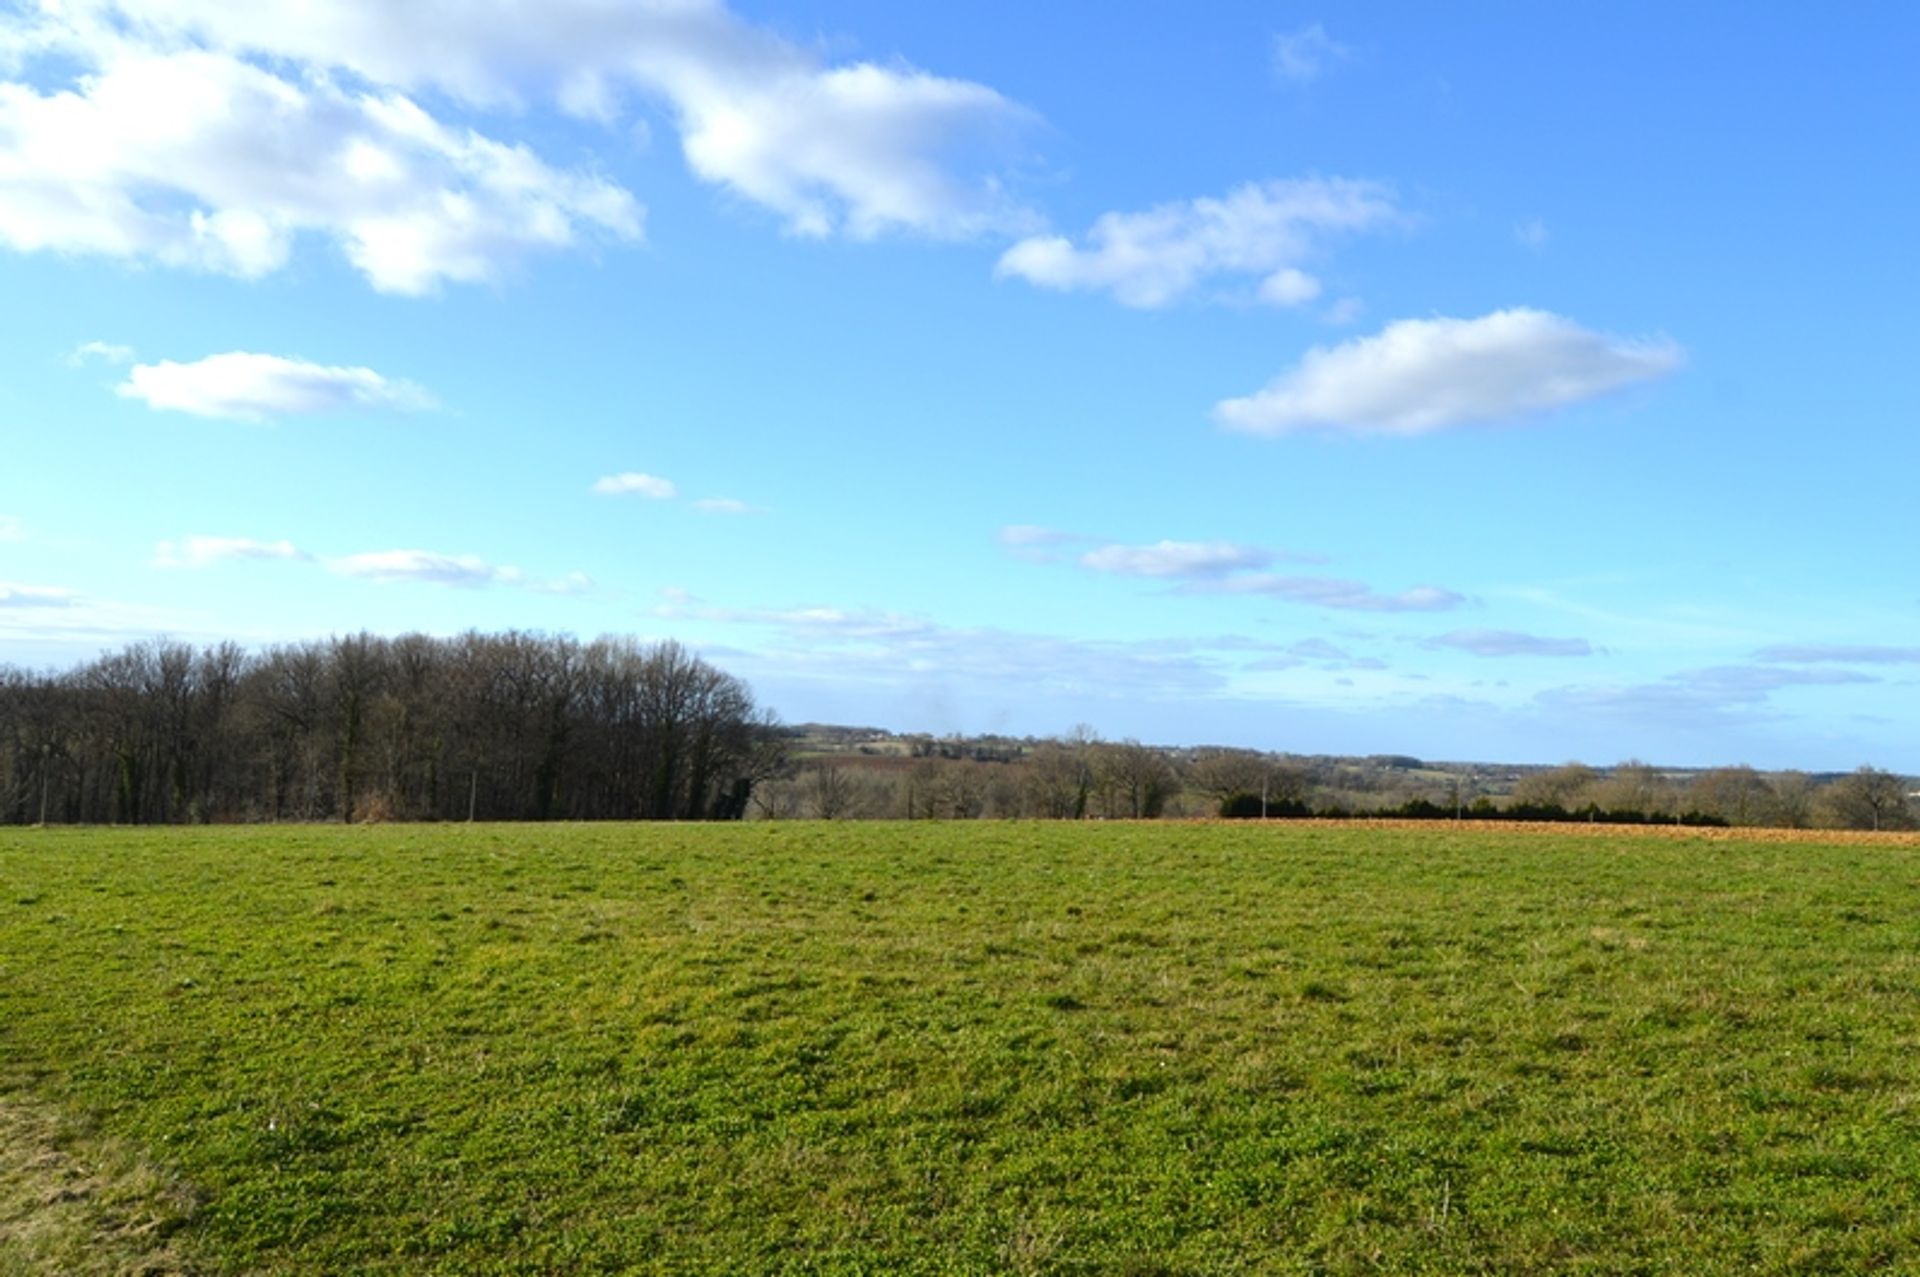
left=4, top=821, right=1920, bottom=1274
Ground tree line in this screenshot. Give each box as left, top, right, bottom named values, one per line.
left=4, top=637, right=1913, bottom=831
left=0, top=635, right=782, bottom=824
left=758, top=744, right=1917, bottom=831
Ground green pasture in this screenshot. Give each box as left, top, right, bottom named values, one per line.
left=4, top=821, right=1919, bottom=1274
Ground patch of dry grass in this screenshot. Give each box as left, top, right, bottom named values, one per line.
left=0, top=1095, right=197, bottom=1277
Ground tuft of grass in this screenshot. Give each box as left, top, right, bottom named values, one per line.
left=5, top=821, right=1920, bottom=1273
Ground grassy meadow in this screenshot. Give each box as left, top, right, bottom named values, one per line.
left=4, top=820, right=1920, bottom=1274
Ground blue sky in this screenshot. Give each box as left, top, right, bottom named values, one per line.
left=2, top=1, right=1916, bottom=770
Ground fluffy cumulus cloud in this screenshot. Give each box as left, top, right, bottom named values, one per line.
left=154, top=535, right=307, bottom=568
left=1429, top=629, right=1593, bottom=658
left=661, top=56, right=1036, bottom=240
left=0, top=0, right=1033, bottom=292
left=997, top=179, right=1396, bottom=308
left=117, top=352, right=435, bottom=422
left=593, top=471, right=678, bottom=499
left=1215, top=308, right=1683, bottom=436
left=0, top=40, right=642, bottom=292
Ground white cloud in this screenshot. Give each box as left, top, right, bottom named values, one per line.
left=0, top=515, right=21, bottom=542
left=154, top=535, right=307, bottom=568
left=692, top=497, right=757, bottom=515
left=1215, top=308, right=1683, bottom=437
left=117, top=352, right=435, bottom=422
left=655, top=592, right=1237, bottom=700
left=1429, top=629, right=1592, bottom=658
left=0, top=581, right=78, bottom=608
left=593, top=472, right=678, bottom=499
left=151, top=537, right=589, bottom=593
left=996, top=178, right=1397, bottom=308
left=1257, top=267, right=1321, bottom=306
left=527, top=570, right=594, bottom=595
left=1185, top=574, right=1467, bottom=613
left=665, top=58, right=1037, bottom=240
left=1272, top=24, right=1350, bottom=85
left=66, top=339, right=133, bottom=366
left=0, top=36, right=643, bottom=292
left=328, top=549, right=512, bottom=588
left=1538, top=665, right=1878, bottom=730
left=1000, top=524, right=1074, bottom=547
left=1287, top=638, right=1350, bottom=662
left=1081, top=540, right=1274, bottom=579
left=1322, top=296, right=1365, bottom=326
left=0, top=0, right=1033, bottom=279
left=998, top=524, right=1091, bottom=564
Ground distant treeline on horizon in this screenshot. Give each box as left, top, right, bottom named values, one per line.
left=1, top=635, right=1913, bottom=831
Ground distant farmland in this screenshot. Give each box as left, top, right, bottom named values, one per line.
left=6, top=822, right=1920, bottom=1274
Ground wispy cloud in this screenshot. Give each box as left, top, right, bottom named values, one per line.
left=656, top=591, right=1239, bottom=700
left=1322, top=297, right=1366, bottom=326
left=66, top=340, right=134, bottom=367
left=1514, top=218, right=1550, bottom=250
left=1081, top=540, right=1276, bottom=579
left=998, top=524, right=1093, bottom=563
left=156, top=537, right=589, bottom=594
left=1183, top=574, right=1468, bottom=613
left=1012, top=527, right=1452, bottom=613
left=154, top=535, right=308, bottom=569
left=1215, top=308, right=1683, bottom=437
left=1538, top=664, right=1878, bottom=729
left=1755, top=643, right=1920, bottom=665
left=118, top=352, right=436, bottom=422
left=327, top=549, right=515, bottom=588
left=692, top=497, right=759, bottom=515
left=1, top=580, right=80, bottom=612
left=997, top=178, right=1398, bottom=308
left=1429, top=629, right=1593, bottom=658
left=526, top=570, right=594, bottom=596
left=1271, top=24, right=1351, bottom=85
left=0, top=582, right=78, bottom=608
left=593, top=472, right=679, bottom=499
left=0, top=516, right=22, bottom=543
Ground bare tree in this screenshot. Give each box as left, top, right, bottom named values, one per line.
left=1185, top=748, right=1269, bottom=814
left=1821, top=765, right=1914, bottom=831
left=803, top=761, right=859, bottom=819
left=1686, top=766, right=1777, bottom=827
left=1510, top=762, right=1599, bottom=810
left=1095, top=740, right=1178, bottom=819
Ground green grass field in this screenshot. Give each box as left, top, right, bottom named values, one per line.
left=5, top=821, right=1920, bottom=1274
